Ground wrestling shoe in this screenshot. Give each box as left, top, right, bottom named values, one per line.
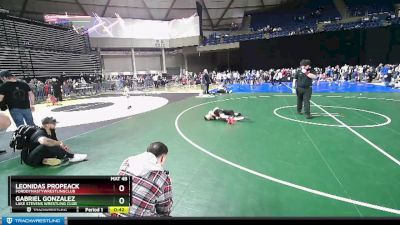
left=69, top=154, right=88, bottom=163
left=235, top=116, right=245, bottom=121
left=42, top=158, right=62, bottom=166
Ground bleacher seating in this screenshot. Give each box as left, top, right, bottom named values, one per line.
left=250, top=0, right=341, bottom=31
left=324, top=18, right=385, bottom=32
left=345, top=0, right=396, bottom=16
left=0, top=15, right=90, bottom=54
left=203, top=31, right=265, bottom=46
left=0, top=14, right=99, bottom=78
left=201, top=0, right=400, bottom=46
left=391, top=17, right=400, bottom=24
left=0, top=47, right=100, bottom=77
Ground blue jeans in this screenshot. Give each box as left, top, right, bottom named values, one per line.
left=9, top=108, right=35, bottom=127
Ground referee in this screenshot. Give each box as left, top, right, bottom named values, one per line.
left=202, top=69, right=211, bottom=95
left=292, top=59, right=318, bottom=119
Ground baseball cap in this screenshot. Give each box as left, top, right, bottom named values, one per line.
left=0, top=70, right=13, bottom=78
left=41, top=117, right=59, bottom=125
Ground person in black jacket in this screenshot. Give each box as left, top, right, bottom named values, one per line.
left=202, top=69, right=211, bottom=94
left=53, top=78, right=63, bottom=102
left=0, top=70, right=36, bottom=126
left=367, top=67, right=375, bottom=83
left=292, top=59, right=318, bottom=119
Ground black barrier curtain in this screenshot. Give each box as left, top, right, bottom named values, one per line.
left=387, top=24, right=400, bottom=63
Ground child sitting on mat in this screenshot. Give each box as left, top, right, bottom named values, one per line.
left=46, top=94, right=61, bottom=106
left=214, top=83, right=232, bottom=94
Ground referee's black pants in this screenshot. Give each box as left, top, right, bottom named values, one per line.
left=203, top=84, right=209, bottom=94
left=296, top=87, right=312, bottom=116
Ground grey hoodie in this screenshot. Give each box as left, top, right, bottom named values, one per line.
left=119, top=152, right=163, bottom=177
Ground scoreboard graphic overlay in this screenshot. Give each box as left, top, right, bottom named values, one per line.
left=8, top=176, right=131, bottom=214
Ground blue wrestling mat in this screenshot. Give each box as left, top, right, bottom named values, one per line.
left=216, top=82, right=400, bottom=93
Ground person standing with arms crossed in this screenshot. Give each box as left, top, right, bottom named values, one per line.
left=292, top=59, right=318, bottom=119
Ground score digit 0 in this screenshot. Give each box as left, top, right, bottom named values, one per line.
left=119, top=197, right=125, bottom=205
left=118, top=185, right=125, bottom=192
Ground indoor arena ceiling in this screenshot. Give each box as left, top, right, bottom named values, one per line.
left=0, top=0, right=287, bottom=30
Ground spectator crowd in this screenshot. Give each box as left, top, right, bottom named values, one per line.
left=191, top=63, right=400, bottom=89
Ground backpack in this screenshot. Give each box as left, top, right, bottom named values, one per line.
left=9, top=125, right=39, bottom=152
left=0, top=81, right=7, bottom=111
left=0, top=101, right=7, bottom=111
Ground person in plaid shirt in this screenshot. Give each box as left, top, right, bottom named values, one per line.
left=118, top=142, right=173, bottom=217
